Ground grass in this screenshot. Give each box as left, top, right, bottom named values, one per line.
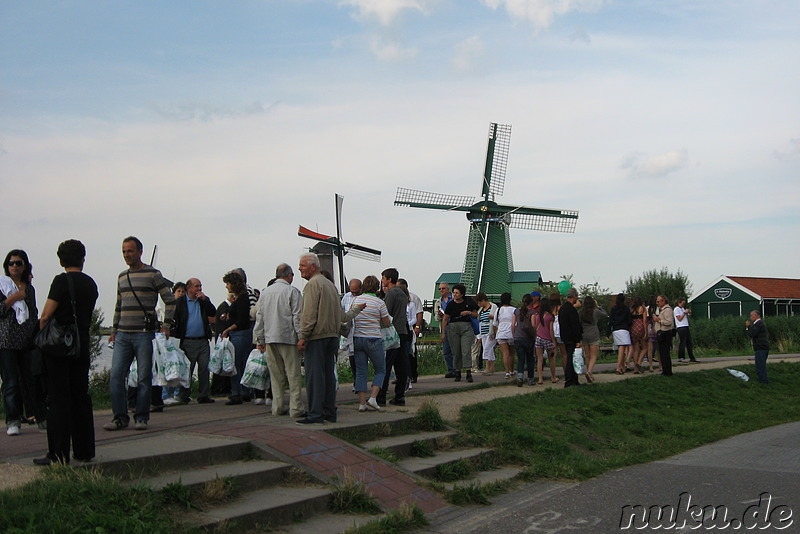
left=368, top=447, right=398, bottom=463
left=412, top=400, right=447, bottom=431
left=443, top=479, right=513, bottom=505
left=459, top=361, right=800, bottom=481
left=329, top=470, right=382, bottom=515
left=342, top=503, right=428, bottom=534
left=0, top=465, right=195, bottom=534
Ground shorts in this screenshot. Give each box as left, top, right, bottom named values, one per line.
left=496, top=337, right=514, bottom=345
left=535, top=337, right=554, bottom=350
left=613, top=330, right=632, bottom=346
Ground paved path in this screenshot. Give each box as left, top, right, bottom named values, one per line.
left=2, top=354, right=798, bottom=520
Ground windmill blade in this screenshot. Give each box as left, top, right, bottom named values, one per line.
left=499, top=204, right=579, bottom=233
left=343, top=242, right=382, bottom=262
left=395, top=187, right=475, bottom=211
left=298, top=225, right=340, bottom=244
left=482, top=123, right=512, bottom=200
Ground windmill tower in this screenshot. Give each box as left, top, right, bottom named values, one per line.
left=394, top=123, right=579, bottom=297
left=298, top=193, right=381, bottom=293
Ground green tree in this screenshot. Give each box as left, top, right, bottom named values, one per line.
left=625, top=268, right=693, bottom=304
left=89, top=308, right=104, bottom=368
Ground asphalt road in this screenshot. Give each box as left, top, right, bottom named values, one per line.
left=423, top=421, right=800, bottom=533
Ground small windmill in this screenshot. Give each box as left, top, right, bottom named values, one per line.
left=395, top=122, right=579, bottom=296
left=298, top=193, right=381, bottom=293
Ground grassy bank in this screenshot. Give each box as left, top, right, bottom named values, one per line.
left=459, top=361, right=800, bottom=481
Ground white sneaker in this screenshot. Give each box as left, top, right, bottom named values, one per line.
left=358, top=404, right=368, bottom=412
left=264, top=398, right=273, bottom=407
left=366, top=397, right=381, bottom=411
left=163, top=398, right=180, bottom=406
left=253, top=398, right=265, bottom=405
left=6, top=425, right=20, bottom=436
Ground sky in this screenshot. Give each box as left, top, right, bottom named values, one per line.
left=2, top=0, right=799, bottom=322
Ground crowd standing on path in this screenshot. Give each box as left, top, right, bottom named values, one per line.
left=0, top=235, right=778, bottom=469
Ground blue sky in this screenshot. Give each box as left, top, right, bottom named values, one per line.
left=2, top=0, right=798, bottom=318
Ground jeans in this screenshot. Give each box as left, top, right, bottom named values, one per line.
left=442, top=336, right=455, bottom=373
left=0, top=348, right=23, bottom=426
left=229, top=328, right=253, bottom=398
left=304, top=337, right=338, bottom=422
left=515, top=337, right=536, bottom=379
left=677, top=327, right=695, bottom=360
left=110, top=331, right=155, bottom=424
left=754, top=349, right=769, bottom=383
left=353, top=337, right=386, bottom=393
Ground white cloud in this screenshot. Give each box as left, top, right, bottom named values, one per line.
left=340, top=0, right=434, bottom=26
left=568, top=26, right=591, bottom=44
left=451, top=35, right=486, bottom=73
left=773, top=137, right=800, bottom=161
left=482, top=0, right=605, bottom=31
left=620, top=149, right=689, bottom=179
left=149, top=101, right=274, bottom=122
left=369, top=36, right=418, bottom=61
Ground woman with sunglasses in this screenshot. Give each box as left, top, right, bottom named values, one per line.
left=1, top=249, right=39, bottom=436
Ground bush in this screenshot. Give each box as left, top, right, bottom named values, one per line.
left=691, top=316, right=800, bottom=353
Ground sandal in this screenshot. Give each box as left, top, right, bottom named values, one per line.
left=551, top=377, right=560, bottom=384
left=585, top=372, right=594, bottom=384
left=537, top=380, right=544, bottom=385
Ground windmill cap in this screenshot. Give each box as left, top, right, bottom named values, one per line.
left=530, top=291, right=541, bottom=297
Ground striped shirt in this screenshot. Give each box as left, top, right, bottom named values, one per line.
left=113, top=266, right=176, bottom=332
left=352, top=294, right=389, bottom=339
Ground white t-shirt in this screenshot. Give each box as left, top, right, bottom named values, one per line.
left=674, top=306, right=689, bottom=328
left=495, top=305, right=515, bottom=340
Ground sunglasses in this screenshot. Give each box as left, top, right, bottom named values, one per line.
left=7, top=260, right=24, bottom=267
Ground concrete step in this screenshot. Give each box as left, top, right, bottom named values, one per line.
left=443, top=466, right=522, bottom=491
left=397, top=447, right=494, bottom=480
left=192, top=486, right=332, bottom=531
left=361, top=430, right=458, bottom=459
left=139, top=459, right=291, bottom=493
left=82, top=433, right=257, bottom=480
left=272, top=512, right=378, bottom=534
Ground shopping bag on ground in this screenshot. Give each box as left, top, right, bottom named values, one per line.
left=572, top=347, right=586, bottom=375
left=240, top=349, right=269, bottom=389
left=210, top=337, right=237, bottom=377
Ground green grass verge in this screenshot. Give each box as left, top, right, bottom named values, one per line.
left=0, top=466, right=194, bottom=534
left=459, top=361, right=800, bottom=481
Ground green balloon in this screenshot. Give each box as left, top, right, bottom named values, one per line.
left=557, top=280, right=572, bottom=295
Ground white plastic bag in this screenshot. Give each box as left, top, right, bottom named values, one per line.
left=160, top=337, right=191, bottom=388
left=572, top=347, right=586, bottom=375
left=127, top=359, right=138, bottom=388
left=210, top=337, right=237, bottom=377
left=727, top=368, right=749, bottom=382
left=240, top=349, right=269, bottom=389
left=151, top=335, right=168, bottom=387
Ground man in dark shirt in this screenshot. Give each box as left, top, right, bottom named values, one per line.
left=746, top=310, right=769, bottom=384
left=170, top=278, right=216, bottom=404
left=377, top=268, right=410, bottom=406
left=558, top=288, right=583, bottom=388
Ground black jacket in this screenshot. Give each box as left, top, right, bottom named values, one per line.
left=558, top=301, right=583, bottom=344
left=747, top=320, right=769, bottom=351
left=170, top=295, right=216, bottom=340
left=609, top=304, right=632, bottom=331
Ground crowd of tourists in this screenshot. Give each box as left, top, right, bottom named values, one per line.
left=0, top=236, right=771, bottom=467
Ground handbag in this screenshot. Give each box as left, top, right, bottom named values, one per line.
left=127, top=271, right=159, bottom=331
left=34, top=273, right=80, bottom=359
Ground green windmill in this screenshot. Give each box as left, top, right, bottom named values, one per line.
left=394, top=122, right=579, bottom=298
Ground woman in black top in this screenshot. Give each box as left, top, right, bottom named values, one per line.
left=221, top=271, right=252, bottom=405
left=441, top=283, right=478, bottom=383
left=34, top=240, right=98, bottom=464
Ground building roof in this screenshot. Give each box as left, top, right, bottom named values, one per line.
left=509, top=271, right=543, bottom=284
left=727, top=276, right=800, bottom=299
left=436, top=272, right=463, bottom=284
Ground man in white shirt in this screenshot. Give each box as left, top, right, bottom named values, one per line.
left=674, top=298, right=696, bottom=363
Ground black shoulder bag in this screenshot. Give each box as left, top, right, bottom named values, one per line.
left=34, top=273, right=81, bottom=359
left=127, top=271, right=160, bottom=331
